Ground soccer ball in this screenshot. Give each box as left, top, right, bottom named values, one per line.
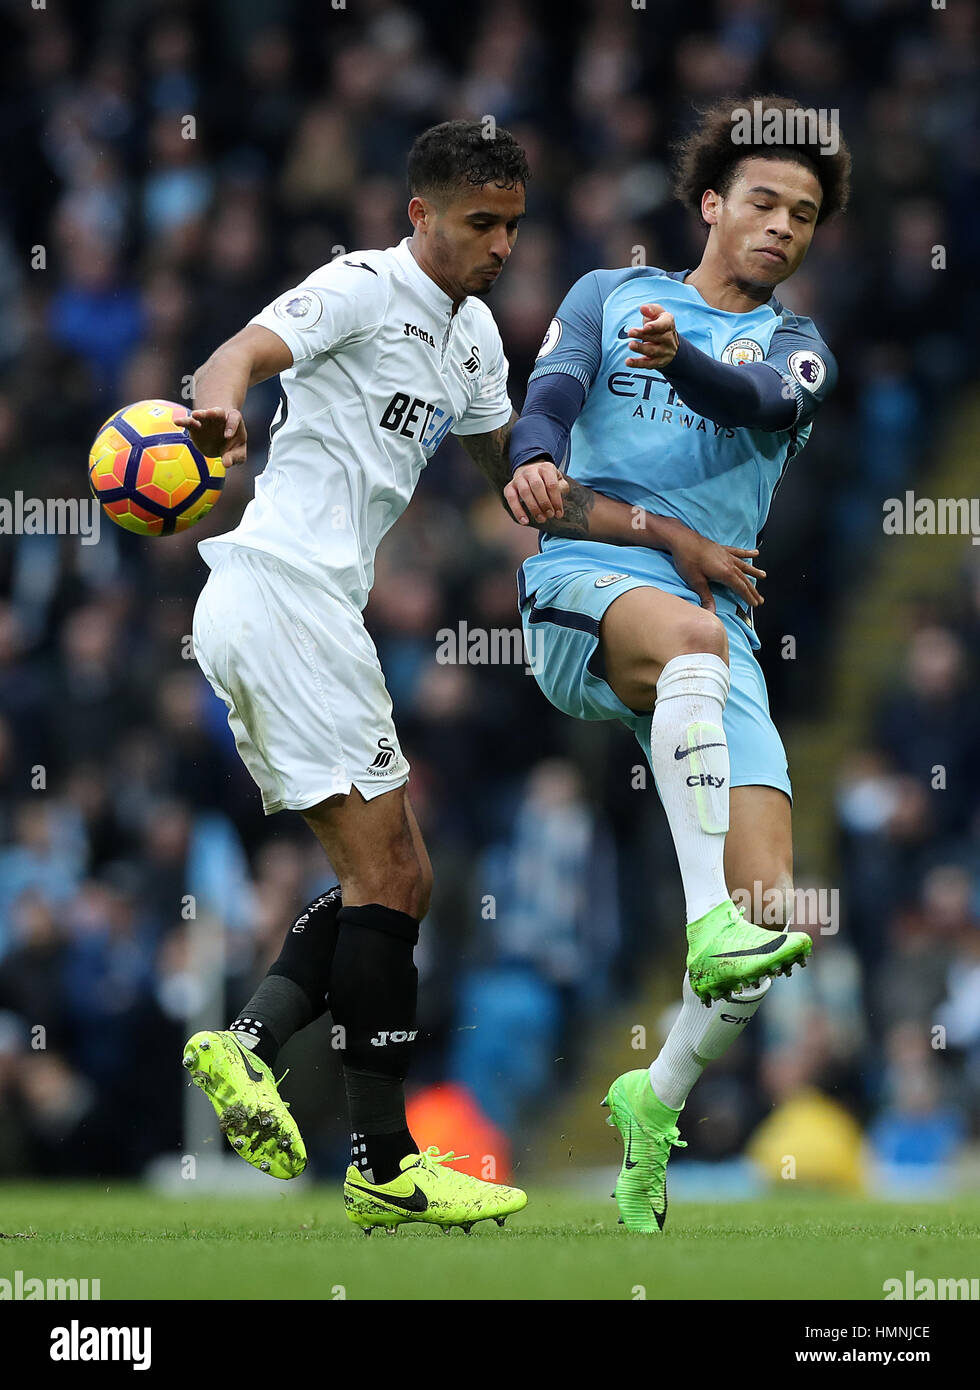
left=88, top=399, right=225, bottom=536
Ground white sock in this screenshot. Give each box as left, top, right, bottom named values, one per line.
left=649, top=651, right=732, bottom=924
left=649, top=972, right=772, bottom=1110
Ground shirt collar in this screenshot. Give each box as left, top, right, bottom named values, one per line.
left=390, top=237, right=459, bottom=315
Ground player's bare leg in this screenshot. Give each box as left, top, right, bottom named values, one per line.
left=301, top=785, right=525, bottom=1231
left=303, top=783, right=432, bottom=918
left=294, top=783, right=429, bottom=1178
left=599, top=587, right=810, bottom=1000
left=597, top=588, right=805, bottom=1228
left=725, top=785, right=795, bottom=932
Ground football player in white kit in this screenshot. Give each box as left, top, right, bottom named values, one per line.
left=176, top=121, right=759, bottom=1233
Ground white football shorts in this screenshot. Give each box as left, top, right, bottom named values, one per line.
left=192, top=545, right=410, bottom=814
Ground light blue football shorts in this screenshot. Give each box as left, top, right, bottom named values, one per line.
left=518, top=552, right=791, bottom=799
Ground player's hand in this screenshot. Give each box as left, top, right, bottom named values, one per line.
left=670, top=532, right=766, bottom=613
left=504, top=457, right=571, bottom=526
left=624, top=303, right=680, bottom=369
left=174, top=407, right=248, bottom=466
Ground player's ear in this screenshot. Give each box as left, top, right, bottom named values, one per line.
left=408, top=195, right=432, bottom=232
left=701, top=189, right=721, bottom=226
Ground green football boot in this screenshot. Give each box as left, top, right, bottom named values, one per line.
left=343, top=1147, right=527, bottom=1234
left=181, top=1030, right=306, bottom=1179
left=602, top=1069, right=686, bottom=1233
left=686, top=898, right=811, bottom=1003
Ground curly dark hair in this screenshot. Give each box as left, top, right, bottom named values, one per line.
left=407, top=120, right=530, bottom=203
left=672, top=94, right=851, bottom=227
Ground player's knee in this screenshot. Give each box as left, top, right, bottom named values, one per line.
left=625, top=609, right=729, bottom=706
left=384, top=857, right=430, bottom=921
left=390, top=822, right=432, bottom=920
left=345, top=836, right=430, bottom=921
left=670, top=607, right=728, bottom=662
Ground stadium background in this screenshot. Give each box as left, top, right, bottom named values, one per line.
left=0, top=0, right=977, bottom=1198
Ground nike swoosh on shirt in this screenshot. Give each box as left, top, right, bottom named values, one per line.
left=674, top=743, right=726, bottom=760
left=617, top=327, right=635, bottom=339
left=345, top=1181, right=429, bottom=1213
left=710, top=934, right=788, bottom=958
left=343, top=260, right=378, bottom=275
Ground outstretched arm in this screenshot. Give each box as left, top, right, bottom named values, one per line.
left=624, top=304, right=796, bottom=430
left=175, top=325, right=294, bottom=466
left=176, top=257, right=390, bottom=465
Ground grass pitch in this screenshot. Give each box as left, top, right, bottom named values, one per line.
left=1, top=1184, right=978, bottom=1301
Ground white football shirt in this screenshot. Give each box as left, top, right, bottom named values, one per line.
left=198, top=238, right=513, bottom=610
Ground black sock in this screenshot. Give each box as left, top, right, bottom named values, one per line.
left=230, top=886, right=342, bottom=1067
left=329, top=903, right=420, bottom=1183
left=347, top=1074, right=413, bottom=1185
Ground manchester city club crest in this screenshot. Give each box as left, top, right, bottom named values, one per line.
left=721, top=338, right=764, bottom=365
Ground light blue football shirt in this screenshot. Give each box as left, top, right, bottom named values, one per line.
left=521, top=267, right=837, bottom=636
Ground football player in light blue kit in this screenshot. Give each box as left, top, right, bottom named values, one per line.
left=503, top=96, right=852, bottom=1231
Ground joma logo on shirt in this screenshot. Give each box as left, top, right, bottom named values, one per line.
left=403, top=322, right=435, bottom=347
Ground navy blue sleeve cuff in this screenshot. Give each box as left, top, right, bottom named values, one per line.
left=509, top=371, right=587, bottom=474
left=661, top=335, right=796, bottom=431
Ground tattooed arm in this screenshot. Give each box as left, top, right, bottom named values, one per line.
left=458, top=412, right=767, bottom=613
left=459, top=410, right=678, bottom=549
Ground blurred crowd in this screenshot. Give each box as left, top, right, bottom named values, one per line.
left=0, top=0, right=977, bottom=1186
